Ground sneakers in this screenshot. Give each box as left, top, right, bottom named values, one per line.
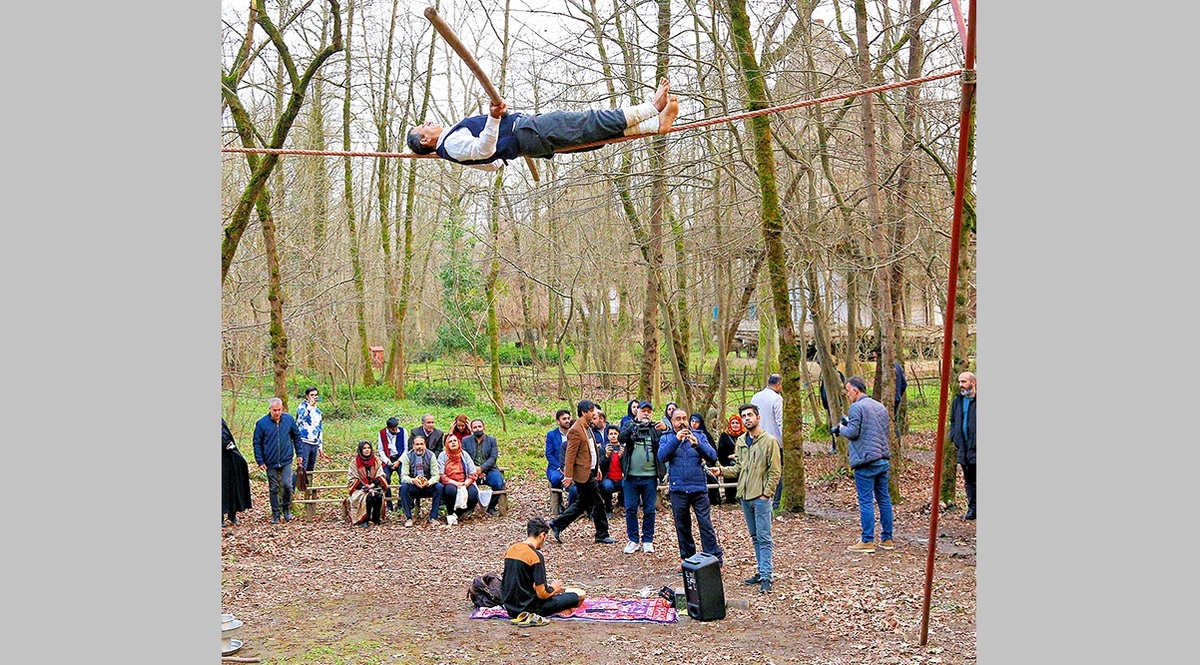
left=642, top=542, right=655, bottom=554
left=879, top=539, right=895, bottom=550
left=962, top=508, right=976, bottom=521
left=623, top=541, right=640, bottom=554
left=283, top=509, right=292, bottom=522
left=446, top=514, right=458, bottom=526
left=487, top=506, right=500, bottom=516
left=846, top=540, right=876, bottom=553
left=759, top=579, right=773, bottom=594
left=595, top=536, right=617, bottom=544
left=743, top=573, right=762, bottom=586
left=271, top=514, right=280, bottom=524
left=404, top=518, right=414, bottom=528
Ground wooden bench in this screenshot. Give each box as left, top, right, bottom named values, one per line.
left=291, top=467, right=509, bottom=521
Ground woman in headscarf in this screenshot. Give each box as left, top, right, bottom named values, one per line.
left=222, top=418, right=252, bottom=527
left=620, top=399, right=640, bottom=429
left=713, top=415, right=744, bottom=505
left=447, top=413, right=472, bottom=449
left=347, top=440, right=388, bottom=526
left=438, top=436, right=479, bottom=526
left=661, top=402, right=678, bottom=429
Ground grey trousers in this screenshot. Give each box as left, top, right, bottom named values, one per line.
left=513, top=109, right=628, bottom=158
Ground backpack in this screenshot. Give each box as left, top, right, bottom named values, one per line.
left=468, top=573, right=504, bottom=608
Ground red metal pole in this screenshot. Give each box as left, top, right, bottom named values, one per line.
left=919, top=0, right=976, bottom=647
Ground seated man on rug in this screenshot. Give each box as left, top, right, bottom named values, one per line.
left=406, top=79, right=679, bottom=172
left=502, top=517, right=586, bottom=625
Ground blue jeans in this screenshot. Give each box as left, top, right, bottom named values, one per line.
left=853, top=459, right=894, bottom=543
left=622, top=475, right=658, bottom=544
left=479, top=469, right=506, bottom=510
left=669, top=490, right=722, bottom=561
left=400, top=482, right=443, bottom=520
left=265, top=464, right=294, bottom=518
left=547, top=469, right=578, bottom=507
left=599, top=477, right=622, bottom=511
left=741, top=497, right=774, bottom=581
left=291, top=442, right=319, bottom=490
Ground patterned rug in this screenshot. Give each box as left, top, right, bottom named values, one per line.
left=470, top=597, right=677, bottom=624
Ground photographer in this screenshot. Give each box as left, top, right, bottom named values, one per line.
left=617, top=401, right=668, bottom=554
left=597, top=424, right=624, bottom=519
left=657, top=409, right=723, bottom=563
left=347, top=441, right=388, bottom=526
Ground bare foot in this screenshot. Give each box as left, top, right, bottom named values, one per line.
left=652, top=78, right=670, bottom=112
left=657, top=96, right=679, bottom=134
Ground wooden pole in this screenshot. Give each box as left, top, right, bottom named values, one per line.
left=919, top=0, right=976, bottom=647
left=423, top=6, right=540, bottom=181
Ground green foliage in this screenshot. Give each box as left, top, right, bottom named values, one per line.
left=435, top=206, right=485, bottom=354
left=406, top=381, right=476, bottom=408
left=495, top=342, right=574, bottom=366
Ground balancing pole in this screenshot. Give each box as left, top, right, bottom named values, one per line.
left=919, top=0, right=976, bottom=647
left=423, top=6, right=539, bottom=182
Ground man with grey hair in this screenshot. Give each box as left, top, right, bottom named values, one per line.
left=949, top=371, right=977, bottom=520
left=409, top=414, right=445, bottom=456
left=751, top=373, right=785, bottom=510
left=252, top=397, right=303, bottom=524
left=832, top=376, right=894, bottom=553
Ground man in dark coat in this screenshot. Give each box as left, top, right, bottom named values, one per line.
left=222, top=419, right=252, bottom=527
left=549, top=400, right=614, bottom=545
left=949, top=371, right=977, bottom=520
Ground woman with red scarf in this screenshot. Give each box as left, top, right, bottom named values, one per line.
left=438, top=436, right=479, bottom=526
left=347, top=440, right=388, bottom=526
left=712, top=415, right=744, bottom=505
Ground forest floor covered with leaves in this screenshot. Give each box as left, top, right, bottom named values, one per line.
left=221, top=437, right=975, bottom=664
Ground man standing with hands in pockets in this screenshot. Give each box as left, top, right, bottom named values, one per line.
left=714, top=403, right=781, bottom=594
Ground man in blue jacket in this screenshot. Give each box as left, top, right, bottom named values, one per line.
left=252, top=397, right=302, bottom=524
left=832, top=376, right=894, bottom=553
left=545, top=410, right=577, bottom=510
left=658, top=408, right=723, bottom=563
left=949, top=371, right=977, bottom=520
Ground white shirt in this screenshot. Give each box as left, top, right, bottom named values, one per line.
left=437, top=114, right=504, bottom=172
left=751, top=387, right=784, bottom=444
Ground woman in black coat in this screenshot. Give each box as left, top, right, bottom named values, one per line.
left=222, top=419, right=253, bottom=526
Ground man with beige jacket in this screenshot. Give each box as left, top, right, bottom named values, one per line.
left=714, top=403, right=782, bottom=594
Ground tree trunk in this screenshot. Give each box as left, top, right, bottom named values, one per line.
left=376, top=0, right=400, bottom=386
left=727, top=0, right=805, bottom=513
left=220, top=0, right=343, bottom=284
left=342, top=0, right=374, bottom=386
left=852, top=0, right=900, bottom=503
left=390, top=15, right=438, bottom=399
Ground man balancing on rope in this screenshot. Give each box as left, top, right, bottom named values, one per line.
left=406, top=78, right=679, bottom=172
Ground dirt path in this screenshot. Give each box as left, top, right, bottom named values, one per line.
left=222, top=441, right=975, bottom=664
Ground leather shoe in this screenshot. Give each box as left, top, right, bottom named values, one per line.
left=743, top=573, right=762, bottom=585
left=551, top=524, right=563, bottom=543
left=594, top=536, right=617, bottom=544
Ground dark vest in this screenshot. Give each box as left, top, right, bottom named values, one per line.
left=406, top=449, right=435, bottom=480
left=435, top=114, right=523, bottom=165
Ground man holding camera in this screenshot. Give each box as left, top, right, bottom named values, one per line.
left=658, top=408, right=723, bottom=563
left=832, top=376, right=894, bottom=553
left=618, top=401, right=668, bottom=554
